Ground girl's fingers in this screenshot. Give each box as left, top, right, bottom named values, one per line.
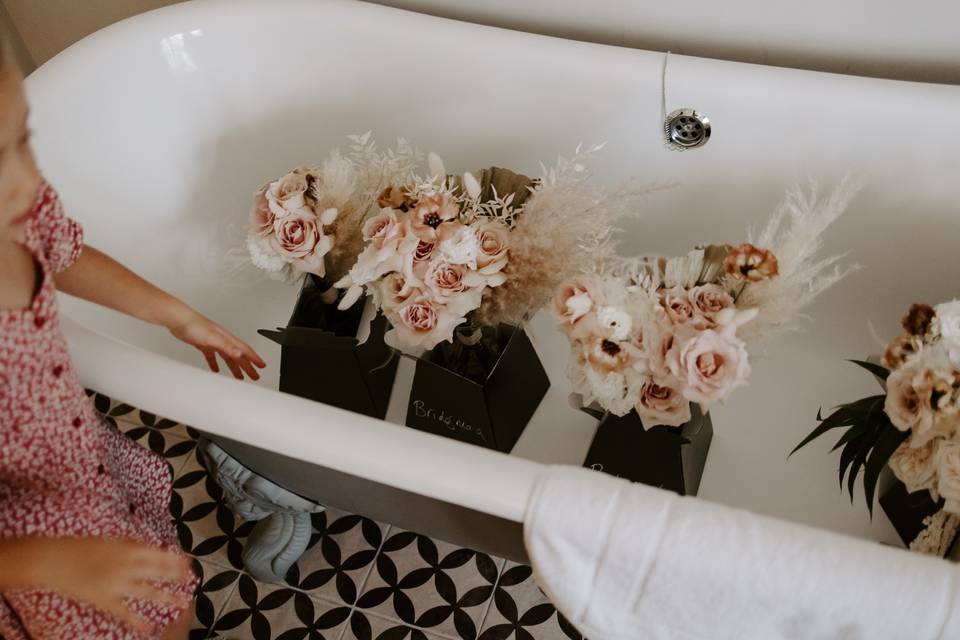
left=237, top=356, right=261, bottom=381
left=130, top=550, right=189, bottom=580
left=221, top=353, right=244, bottom=380
left=240, top=342, right=267, bottom=368
left=126, top=582, right=191, bottom=609
left=200, top=348, right=220, bottom=374
left=220, top=328, right=267, bottom=368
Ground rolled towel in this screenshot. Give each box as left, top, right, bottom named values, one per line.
left=524, top=465, right=960, bottom=640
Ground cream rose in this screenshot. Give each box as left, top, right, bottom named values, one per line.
left=250, top=187, right=275, bottom=238
left=688, top=284, right=734, bottom=329
left=425, top=260, right=468, bottom=299
left=663, top=287, right=695, bottom=326
left=270, top=212, right=331, bottom=277
left=379, top=273, right=415, bottom=311
left=675, top=329, right=750, bottom=407
left=885, top=355, right=959, bottom=447
left=888, top=439, right=940, bottom=496
left=474, top=220, right=510, bottom=275
left=937, top=441, right=960, bottom=515
left=635, top=375, right=692, bottom=428
left=362, top=209, right=401, bottom=249
left=266, top=171, right=311, bottom=217
left=390, top=297, right=465, bottom=351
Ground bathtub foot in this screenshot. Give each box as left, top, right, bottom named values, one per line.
left=242, top=512, right=315, bottom=582
left=199, top=439, right=325, bottom=581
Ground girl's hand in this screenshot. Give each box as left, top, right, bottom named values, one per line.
left=169, top=310, right=266, bottom=380
left=16, top=538, right=194, bottom=635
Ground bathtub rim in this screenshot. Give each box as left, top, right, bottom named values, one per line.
left=62, top=314, right=541, bottom=524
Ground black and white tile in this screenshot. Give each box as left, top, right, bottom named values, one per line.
left=478, top=564, right=582, bottom=640
left=89, top=391, right=579, bottom=640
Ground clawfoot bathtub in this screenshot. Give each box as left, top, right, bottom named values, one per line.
left=28, top=0, right=960, bottom=571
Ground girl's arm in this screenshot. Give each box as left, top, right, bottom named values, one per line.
left=0, top=537, right=193, bottom=634
left=54, top=245, right=265, bottom=380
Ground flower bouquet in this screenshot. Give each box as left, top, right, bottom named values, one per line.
left=248, top=143, right=410, bottom=418
left=560, top=181, right=857, bottom=494
left=333, top=138, right=650, bottom=450
left=793, top=301, right=960, bottom=556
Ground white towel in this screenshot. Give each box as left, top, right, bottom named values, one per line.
left=524, top=465, right=960, bottom=640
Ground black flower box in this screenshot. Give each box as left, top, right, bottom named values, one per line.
left=581, top=404, right=713, bottom=496
left=878, top=476, right=959, bottom=556
left=405, top=325, right=550, bottom=452
left=259, top=274, right=398, bottom=419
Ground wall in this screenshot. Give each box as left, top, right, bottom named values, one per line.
left=0, top=0, right=957, bottom=84
left=1, top=0, right=183, bottom=73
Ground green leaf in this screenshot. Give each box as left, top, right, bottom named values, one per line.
left=849, top=359, right=890, bottom=381
left=790, top=395, right=885, bottom=456
left=847, top=439, right=873, bottom=503
left=831, top=419, right=872, bottom=452
left=863, top=421, right=910, bottom=516
left=838, top=431, right=874, bottom=489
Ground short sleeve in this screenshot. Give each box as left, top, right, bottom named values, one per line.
left=29, top=180, right=84, bottom=274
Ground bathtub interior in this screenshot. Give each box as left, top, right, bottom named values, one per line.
left=25, top=0, right=960, bottom=549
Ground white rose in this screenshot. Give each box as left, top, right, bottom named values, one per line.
left=266, top=171, right=311, bottom=217
left=439, top=225, right=481, bottom=268
left=888, top=439, right=940, bottom=496
left=884, top=350, right=960, bottom=447
left=935, top=300, right=960, bottom=358
left=596, top=306, right=633, bottom=342
left=937, top=441, right=960, bottom=515
left=474, top=220, right=510, bottom=275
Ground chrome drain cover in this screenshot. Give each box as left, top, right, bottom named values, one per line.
left=665, top=108, right=710, bottom=149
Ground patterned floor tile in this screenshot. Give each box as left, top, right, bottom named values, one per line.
left=346, top=610, right=450, bottom=640
left=357, top=529, right=502, bottom=640
left=279, top=509, right=386, bottom=605
left=478, top=564, right=582, bottom=640
left=211, top=574, right=351, bottom=640
left=189, top=558, right=243, bottom=640
left=172, top=448, right=255, bottom=571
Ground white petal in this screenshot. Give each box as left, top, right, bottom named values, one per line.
left=428, top=152, right=446, bottom=180
left=485, top=273, right=507, bottom=287
left=463, top=172, right=482, bottom=199
left=337, top=285, right=364, bottom=310
left=714, top=307, right=736, bottom=326
left=320, top=207, right=338, bottom=225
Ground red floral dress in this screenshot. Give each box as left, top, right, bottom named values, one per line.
left=0, top=182, right=197, bottom=639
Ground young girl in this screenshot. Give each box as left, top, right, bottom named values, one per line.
left=0, top=38, right=266, bottom=639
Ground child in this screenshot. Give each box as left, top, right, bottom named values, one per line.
left=0, top=36, right=266, bottom=640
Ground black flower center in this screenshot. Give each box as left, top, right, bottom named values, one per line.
left=425, top=213, right=441, bottom=228
left=601, top=340, right=621, bottom=356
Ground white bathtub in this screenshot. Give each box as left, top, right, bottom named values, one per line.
left=26, top=0, right=960, bottom=559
